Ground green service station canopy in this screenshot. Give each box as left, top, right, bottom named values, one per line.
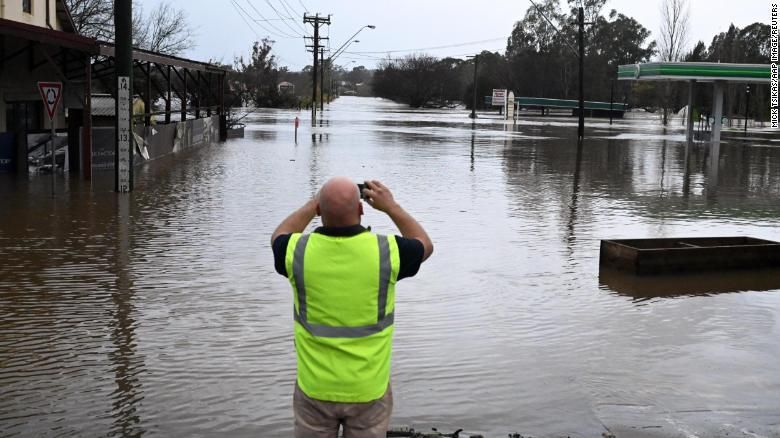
left=617, top=62, right=771, bottom=144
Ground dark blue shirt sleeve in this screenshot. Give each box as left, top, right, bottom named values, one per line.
left=272, top=234, right=292, bottom=277
left=395, top=235, right=424, bottom=280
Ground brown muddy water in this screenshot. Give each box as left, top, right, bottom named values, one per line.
left=1, top=96, right=779, bottom=437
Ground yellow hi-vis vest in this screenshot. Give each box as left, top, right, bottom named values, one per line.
left=285, top=230, right=400, bottom=402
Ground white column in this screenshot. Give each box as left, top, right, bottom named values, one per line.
left=711, top=81, right=724, bottom=144
left=686, top=80, right=695, bottom=146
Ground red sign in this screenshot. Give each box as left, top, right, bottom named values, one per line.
left=38, top=82, right=63, bottom=120
left=294, top=116, right=300, bottom=128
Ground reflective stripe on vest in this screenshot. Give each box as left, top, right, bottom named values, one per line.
left=292, top=233, right=393, bottom=338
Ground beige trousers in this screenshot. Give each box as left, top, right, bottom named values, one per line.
left=293, top=383, right=393, bottom=438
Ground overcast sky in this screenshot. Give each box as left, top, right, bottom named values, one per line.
left=138, top=0, right=770, bottom=70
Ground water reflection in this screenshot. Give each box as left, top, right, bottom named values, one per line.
left=108, top=196, right=145, bottom=437
left=566, top=140, right=584, bottom=249
left=470, top=129, right=475, bottom=172
left=600, top=267, right=780, bottom=301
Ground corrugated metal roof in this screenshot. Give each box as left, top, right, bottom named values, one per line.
left=91, top=95, right=115, bottom=117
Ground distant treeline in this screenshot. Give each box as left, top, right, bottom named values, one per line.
left=231, top=0, right=770, bottom=121
left=368, top=0, right=770, bottom=121
left=226, top=39, right=374, bottom=109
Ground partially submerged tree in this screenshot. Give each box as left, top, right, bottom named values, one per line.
left=657, top=0, right=690, bottom=125
left=233, top=39, right=298, bottom=108
left=373, top=54, right=474, bottom=108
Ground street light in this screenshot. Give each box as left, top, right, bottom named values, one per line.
left=331, top=25, right=375, bottom=62
left=326, top=25, right=375, bottom=105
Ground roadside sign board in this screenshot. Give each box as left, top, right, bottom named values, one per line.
left=38, top=82, right=62, bottom=120
left=492, top=89, right=507, bottom=106
left=116, top=76, right=131, bottom=192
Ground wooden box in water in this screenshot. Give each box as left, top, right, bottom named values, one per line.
left=599, top=237, right=780, bottom=275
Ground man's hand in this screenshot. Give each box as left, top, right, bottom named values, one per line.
left=362, top=180, right=398, bottom=213
left=362, top=180, right=433, bottom=261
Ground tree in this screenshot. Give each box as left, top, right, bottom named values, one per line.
left=234, top=39, right=291, bottom=108
left=657, top=0, right=690, bottom=125
left=134, top=1, right=194, bottom=55
left=65, top=0, right=195, bottom=56
left=65, top=0, right=113, bottom=40
left=704, top=23, right=771, bottom=122
left=658, top=0, right=690, bottom=62
left=505, top=0, right=654, bottom=102
left=684, top=41, right=707, bottom=62
left=506, top=0, right=564, bottom=57
left=346, top=66, right=371, bottom=85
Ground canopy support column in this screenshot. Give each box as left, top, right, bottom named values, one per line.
left=711, top=81, right=724, bottom=144
left=686, top=80, right=696, bottom=147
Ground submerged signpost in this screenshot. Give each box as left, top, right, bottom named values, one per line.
left=115, top=0, right=133, bottom=192
left=38, top=81, right=62, bottom=197
left=116, top=77, right=131, bottom=192
left=114, top=0, right=133, bottom=193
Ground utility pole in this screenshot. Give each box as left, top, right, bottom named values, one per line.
left=469, top=54, right=479, bottom=119
left=577, top=6, right=584, bottom=141
left=304, top=13, right=330, bottom=122
left=320, top=47, right=325, bottom=111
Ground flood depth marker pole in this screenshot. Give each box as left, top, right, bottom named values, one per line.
left=115, top=0, right=133, bottom=192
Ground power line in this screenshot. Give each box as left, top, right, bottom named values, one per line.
left=264, top=0, right=307, bottom=37
left=276, top=0, right=310, bottom=35
left=251, top=17, right=297, bottom=22
left=245, top=0, right=301, bottom=38
left=347, top=37, right=507, bottom=54
left=233, top=0, right=298, bottom=39
left=232, top=0, right=306, bottom=70
left=231, top=0, right=260, bottom=38
left=527, top=0, right=578, bottom=57
left=297, top=0, right=308, bottom=13
left=233, top=0, right=302, bottom=69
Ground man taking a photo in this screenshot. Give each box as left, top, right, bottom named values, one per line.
left=272, top=177, right=433, bottom=438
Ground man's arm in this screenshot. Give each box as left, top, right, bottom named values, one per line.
left=362, top=180, right=433, bottom=261
left=270, top=198, right=318, bottom=246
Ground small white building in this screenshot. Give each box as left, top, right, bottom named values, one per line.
left=277, top=81, right=295, bottom=94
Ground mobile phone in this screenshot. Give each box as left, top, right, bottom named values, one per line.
left=357, top=183, right=367, bottom=199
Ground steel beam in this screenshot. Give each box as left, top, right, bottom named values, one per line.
left=145, top=61, right=152, bottom=126
left=166, top=65, right=172, bottom=123
left=83, top=55, right=92, bottom=180
left=181, top=67, right=187, bottom=121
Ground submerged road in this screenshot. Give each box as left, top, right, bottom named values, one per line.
left=1, top=96, right=780, bottom=437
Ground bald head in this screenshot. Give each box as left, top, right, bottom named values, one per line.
left=317, top=177, right=363, bottom=227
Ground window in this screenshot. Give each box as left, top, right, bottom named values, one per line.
left=6, top=102, right=43, bottom=133
left=22, top=0, right=32, bottom=14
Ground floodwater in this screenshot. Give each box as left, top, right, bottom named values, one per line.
left=1, top=96, right=780, bottom=437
